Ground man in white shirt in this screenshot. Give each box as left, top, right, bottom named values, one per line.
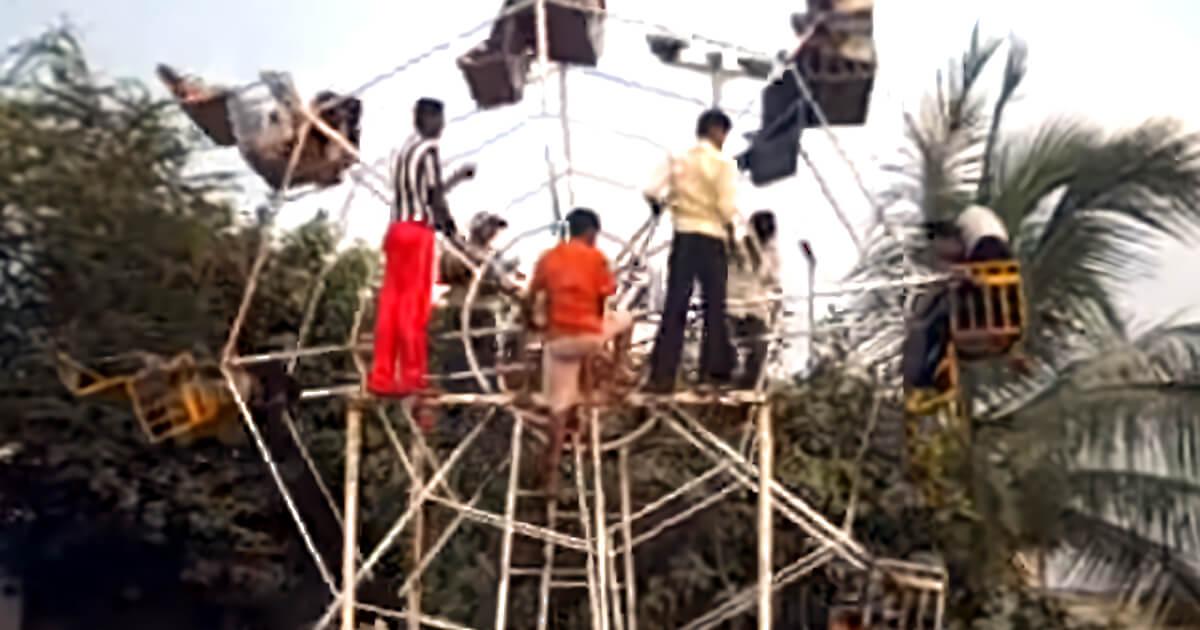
left=643, top=109, right=741, bottom=392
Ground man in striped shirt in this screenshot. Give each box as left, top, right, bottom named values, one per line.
left=370, top=97, right=476, bottom=397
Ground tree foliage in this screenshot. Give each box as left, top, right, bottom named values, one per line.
left=850, top=23, right=1200, bottom=627
left=0, top=25, right=378, bottom=627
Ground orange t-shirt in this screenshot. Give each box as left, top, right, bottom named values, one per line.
left=532, top=239, right=616, bottom=336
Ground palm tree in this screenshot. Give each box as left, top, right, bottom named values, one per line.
left=842, top=24, right=1200, bottom=624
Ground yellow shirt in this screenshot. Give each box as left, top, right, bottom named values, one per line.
left=644, top=139, right=739, bottom=241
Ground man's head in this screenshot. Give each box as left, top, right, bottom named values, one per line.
left=414, top=97, right=445, bottom=138
left=566, top=207, right=601, bottom=245
left=923, top=219, right=965, bottom=264
left=748, top=210, right=777, bottom=245
left=469, top=212, right=509, bottom=247
left=696, top=108, right=733, bottom=149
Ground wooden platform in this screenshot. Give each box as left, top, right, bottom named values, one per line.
left=299, top=385, right=767, bottom=406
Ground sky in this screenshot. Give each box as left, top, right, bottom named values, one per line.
left=5, top=0, right=1200, bottom=332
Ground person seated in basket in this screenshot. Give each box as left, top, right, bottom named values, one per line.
left=156, top=64, right=362, bottom=190
left=903, top=204, right=1029, bottom=408
left=525, top=208, right=634, bottom=495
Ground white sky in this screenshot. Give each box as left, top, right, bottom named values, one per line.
left=6, top=0, right=1200, bottom=331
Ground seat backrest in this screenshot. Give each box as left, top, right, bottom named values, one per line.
left=949, top=260, right=1025, bottom=357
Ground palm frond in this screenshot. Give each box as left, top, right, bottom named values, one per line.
left=978, top=35, right=1029, bottom=205
left=1039, top=118, right=1200, bottom=251
left=890, top=24, right=1004, bottom=220
left=989, top=117, right=1100, bottom=233
left=1053, top=511, right=1200, bottom=622
left=1069, top=468, right=1200, bottom=552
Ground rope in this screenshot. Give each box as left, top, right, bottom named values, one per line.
left=801, top=146, right=865, bottom=257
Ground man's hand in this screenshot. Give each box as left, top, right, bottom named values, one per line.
left=436, top=216, right=458, bottom=237
left=455, top=162, right=477, bottom=181
left=643, top=193, right=663, bottom=216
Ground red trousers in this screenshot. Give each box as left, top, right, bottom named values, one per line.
left=370, top=221, right=436, bottom=395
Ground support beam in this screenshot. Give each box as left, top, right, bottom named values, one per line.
left=756, top=403, right=773, bottom=630
left=494, top=418, right=524, bottom=630
left=341, top=399, right=363, bottom=630
left=407, top=434, right=423, bottom=630
left=618, top=447, right=638, bottom=630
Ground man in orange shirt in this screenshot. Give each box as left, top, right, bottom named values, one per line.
left=526, top=208, right=633, bottom=494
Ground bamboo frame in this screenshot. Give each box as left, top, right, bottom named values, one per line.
left=191, top=6, right=954, bottom=627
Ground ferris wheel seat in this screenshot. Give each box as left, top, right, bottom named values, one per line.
left=179, top=93, right=238, bottom=147
left=458, top=38, right=529, bottom=108
left=157, top=64, right=239, bottom=146
left=739, top=66, right=834, bottom=185
left=126, top=353, right=232, bottom=443
left=502, top=0, right=606, bottom=67
left=949, top=260, right=1026, bottom=359
left=789, top=1, right=876, bottom=127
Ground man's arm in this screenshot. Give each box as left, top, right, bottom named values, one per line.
left=522, top=256, right=548, bottom=328
left=643, top=155, right=672, bottom=215
left=443, top=162, right=476, bottom=193
left=425, top=148, right=458, bottom=236
left=595, top=253, right=617, bottom=314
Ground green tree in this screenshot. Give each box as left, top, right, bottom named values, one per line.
left=0, top=24, right=388, bottom=627
left=848, top=24, right=1200, bottom=626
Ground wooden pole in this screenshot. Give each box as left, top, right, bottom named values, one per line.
left=757, top=402, right=774, bottom=630
left=341, top=398, right=364, bottom=630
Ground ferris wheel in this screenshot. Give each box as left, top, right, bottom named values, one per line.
left=70, top=1, right=963, bottom=629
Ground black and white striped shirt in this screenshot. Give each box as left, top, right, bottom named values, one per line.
left=391, top=133, right=443, bottom=226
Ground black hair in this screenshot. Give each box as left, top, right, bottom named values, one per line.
left=566, top=207, right=601, bottom=237
left=922, top=220, right=960, bottom=240
left=696, top=108, right=732, bottom=138
left=749, top=210, right=777, bottom=243
left=739, top=210, right=776, bottom=271
left=415, top=97, right=444, bottom=118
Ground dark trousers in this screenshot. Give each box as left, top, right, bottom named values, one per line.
left=902, top=290, right=950, bottom=389
left=650, top=232, right=735, bottom=385
left=732, top=315, right=769, bottom=388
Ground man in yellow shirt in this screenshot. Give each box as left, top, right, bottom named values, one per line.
left=643, top=109, right=741, bottom=392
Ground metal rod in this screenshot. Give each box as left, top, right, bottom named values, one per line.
left=536, top=499, right=557, bottom=630
left=572, top=433, right=602, bottom=630
left=424, top=494, right=588, bottom=550
left=281, top=407, right=344, bottom=530
left=616, top=482, right=740, bottom=555
left=220, top=105, right=312, bottom=363
left=591, top=409, right=612, bottom=630
left=681, top=545, right=835, bottom=630
left=494, top=418, right=524, bottom=630
left=802, top=241, right=816, bottom=373
left=661, top=410, right=869, bottom=567
left=408, top=437, right=423, bottom=630
left=289, top=182, right=360, bottom=375
left=559, top=64, right=576, bottom=207
left=394, top=457, right=509, bottom=602
left=618, top=447, right=638, bottom=630
left=341, top=399, right=363, bottom=630
left=757, top=403, right=773, bottom=630
left=313, top=412, right=493, bottom=629
left=220, top=367, right=337, bottom=592
left=614, top=461, right=729, bottom=536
